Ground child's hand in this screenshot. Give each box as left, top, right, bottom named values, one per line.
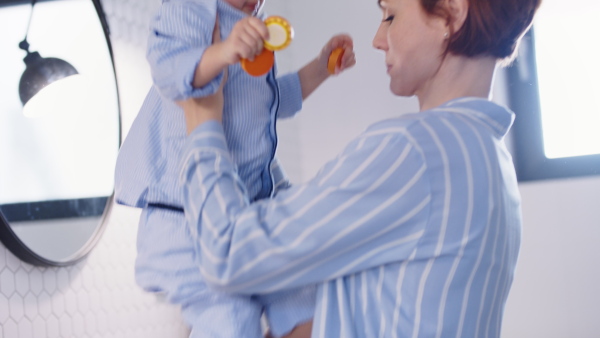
left=221, top=17, right=269, bottom=64
left=318, top=34, right=356, bottom=75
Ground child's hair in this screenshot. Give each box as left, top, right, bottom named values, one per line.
left=421, top=0, right=542, bottom=61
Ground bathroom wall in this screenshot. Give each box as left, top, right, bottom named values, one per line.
left=0, top=0, right=190, bottom=337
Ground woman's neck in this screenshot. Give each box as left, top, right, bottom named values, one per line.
left=417, top=54, right=497, bottom=111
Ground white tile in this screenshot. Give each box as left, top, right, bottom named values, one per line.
left=2, top=319, right=18, bottom=338
left=0, top=294, right=9, bottom=322
left=23, top=293, right=38, bottom=321
left=8, top=294, right=24, bottom=321
left=14, top=268, right=30, bottom=297
left=0, top=269, right=15, bottom=296
left=17, top=318, right=33, bottom=338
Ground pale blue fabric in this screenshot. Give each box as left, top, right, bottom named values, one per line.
left=114, top=0, right=315, bottom=336
left=181, top=97, right=522, bottom=337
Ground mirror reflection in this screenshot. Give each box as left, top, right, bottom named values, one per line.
left=0, top=0, right=120, bottom=265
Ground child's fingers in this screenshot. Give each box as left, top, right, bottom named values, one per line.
left=238, top=32, right=263, bottom=57
left=247, top=16, right=270, bottom=41
left=231, top=17, right=268, bottom=57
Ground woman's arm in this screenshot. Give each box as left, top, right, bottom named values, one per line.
left=180, top=116, right=431, bottom=294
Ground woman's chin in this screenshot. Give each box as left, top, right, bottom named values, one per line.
left=390, top=84, right=410, bottom=97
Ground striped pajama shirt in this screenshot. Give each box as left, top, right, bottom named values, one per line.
left=181, top=97, right=522, bottom=338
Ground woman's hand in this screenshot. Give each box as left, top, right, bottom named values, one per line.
left=179, top=68, right=227, bottom=135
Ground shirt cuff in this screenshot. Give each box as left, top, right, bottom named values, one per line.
left=175, top=48, right=225, bottom=101
left=276, top=72, right=303, bottom=119
left=185, top=120, right=229, bottom=152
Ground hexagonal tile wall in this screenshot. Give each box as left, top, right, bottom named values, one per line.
left=0, top=1, right=190, bottom=336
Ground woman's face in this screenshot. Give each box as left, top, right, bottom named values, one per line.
left=373, top=0, right=448, bottom=97
left=225, top=0, right=264, bottom=15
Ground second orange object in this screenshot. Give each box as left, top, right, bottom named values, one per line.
left=328, top=47, right=345, bottom=75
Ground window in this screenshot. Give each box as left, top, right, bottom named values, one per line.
left=507, top=0, right=600, bottom=181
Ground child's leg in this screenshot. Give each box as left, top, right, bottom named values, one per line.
left=135, top=206, right=263, bottom=338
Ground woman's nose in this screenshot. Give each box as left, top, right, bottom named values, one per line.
left=372, top=24, right=388, bottom=51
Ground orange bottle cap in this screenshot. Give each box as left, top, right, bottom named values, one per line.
left=263, top=16, right=294, bottom=51
left=241, top=48, right=275, bottom=77
left=328, top=47, right=345, bottom=75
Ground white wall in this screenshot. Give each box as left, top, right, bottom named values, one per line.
left=502, top=176, right=600, bottom=338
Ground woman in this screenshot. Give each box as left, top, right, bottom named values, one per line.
left=178, top=0, right=541, bottom=336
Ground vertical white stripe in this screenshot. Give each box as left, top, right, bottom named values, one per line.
left=455, top=115, right=494, bottom=337
left=337, top=279, right=349, bottom=338
left=318, top=284, right=329, bottom=338
left=435, top=117, right=475, bottom=338
left=492, top=241, right=511, bottom=338
left=377, top=266, right=387, bottom=338
left=392, top=250, right=417, bottom=338
left=485, top=201, right=509, bottom=338
left=362, top=271, right=375, bottom=337
left=350, top=274, right=357, bottom=320
left=412, top=119, right=452, bottom=338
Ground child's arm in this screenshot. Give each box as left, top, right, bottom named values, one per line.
left=299, top=34, right=356, bottom=100
left=192, top=16, right=269, bottom=89
left=146, top=2, right=268, bottom=101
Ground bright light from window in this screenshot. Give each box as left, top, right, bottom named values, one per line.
left=535, top=0, right=600, bottom=159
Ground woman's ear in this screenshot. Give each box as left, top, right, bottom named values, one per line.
left=444, top=0, right=469, bottom=34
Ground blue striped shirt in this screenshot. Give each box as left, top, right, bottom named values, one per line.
left=114, top=0, right=315, bottom=336
left=180, top=97, right=522, bottom=337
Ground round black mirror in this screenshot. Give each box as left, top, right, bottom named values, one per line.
left=0, top=0, right=120, bottom=266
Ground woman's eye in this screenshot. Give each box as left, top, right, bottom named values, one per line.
left=383, top=15, right=394, bottom=23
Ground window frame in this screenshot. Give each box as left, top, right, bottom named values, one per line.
left=506, top=29, right=600, bottom=182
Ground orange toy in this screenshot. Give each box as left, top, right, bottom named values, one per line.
left=241, top=48, right=275, bottom=77
left=328, top=47, right=345, bottom=75
left=241, top=16, right=293, bottom=77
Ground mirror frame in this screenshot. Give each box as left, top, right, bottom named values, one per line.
left=0, top=0, right=122, bottom=266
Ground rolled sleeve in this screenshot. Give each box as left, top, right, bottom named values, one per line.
left=276, top=72, right=303, bottom=119
left=146, top=0, right=223, bottom=101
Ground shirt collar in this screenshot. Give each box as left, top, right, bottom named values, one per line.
left=437, top=97, right=515, bottom=138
